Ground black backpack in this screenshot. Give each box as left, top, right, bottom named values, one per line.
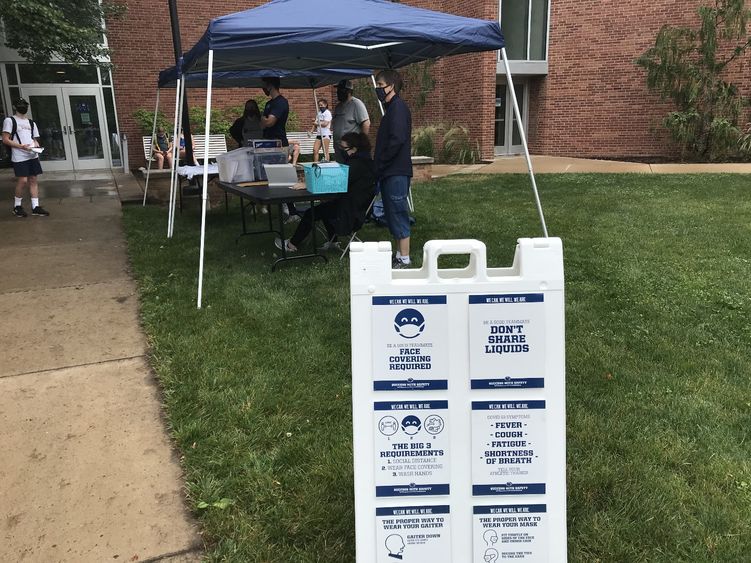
left=9, top=116, right=36, bottom=143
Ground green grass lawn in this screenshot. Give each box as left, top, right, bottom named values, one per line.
left=122, top=173, right=751, bottom=562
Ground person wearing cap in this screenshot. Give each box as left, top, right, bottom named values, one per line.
left=332, top=79, right=370, bottom=163
left=1, top=98, right=49, bottom=217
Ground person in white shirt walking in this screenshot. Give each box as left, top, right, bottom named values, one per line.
left=1, top=98, right=49, bottom=217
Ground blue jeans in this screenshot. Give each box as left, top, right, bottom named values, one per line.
left=379, top=176, right=411, bottom=240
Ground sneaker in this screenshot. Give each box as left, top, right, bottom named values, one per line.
left=392, top=257, right=411, bottom=269
left=274, top=238, right=297, bottom=253
left=319, top=240, right=342, bottom=252
left=32, top=206, right=50, bottom=217
left=13, top=205, right=27, bottom=218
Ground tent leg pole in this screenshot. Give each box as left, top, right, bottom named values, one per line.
left=167, top=78, right=181, bottom=238
left=371, top=75, right=385, bottom=117
left=501, top=48, right=548, bottom=238
left=169, top=78, right=185, bottom=238
left=143, top=89, right=160, bottom=206
left=197, top=50, right=214, bottom=309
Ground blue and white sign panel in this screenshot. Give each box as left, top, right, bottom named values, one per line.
left=371, top=296, right=449, bottom=391
left=376, top=505, right=451, bottom=563
left=350, top=239, right=566, bottom=562
left=472, top=401, right=547, bottom=496
left=473, top=504, right=548, bottom=562
left=374, top=400, right=450, bottom=497
left=469, top=294, right=546, bottom=390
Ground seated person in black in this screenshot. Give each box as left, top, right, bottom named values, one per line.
left=275, top=132, right=376, bottom=252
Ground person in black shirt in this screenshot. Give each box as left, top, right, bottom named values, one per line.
left=374, top=69, right=413, bottom=268
left=260, top=77, right=288, bottom=145
left=260, top=77, right=300, bottom=217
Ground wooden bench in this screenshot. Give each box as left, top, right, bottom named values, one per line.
left=141, top=134, right=228, bottom=166
left=287, top=131, right=334, bottom=157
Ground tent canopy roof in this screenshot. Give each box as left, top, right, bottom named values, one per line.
left=182, top=0, right=504, bottom=73
left=157, top=67, right=373, bottom=89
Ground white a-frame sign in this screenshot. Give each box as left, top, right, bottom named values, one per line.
left=350, top=239, right=566, bottom=562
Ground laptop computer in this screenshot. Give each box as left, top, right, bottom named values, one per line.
left=263, top=164, right=299, bottom=188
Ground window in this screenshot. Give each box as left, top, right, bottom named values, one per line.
left=5, top=64, right=18, bottom=85
left=103, top=87, right=121, bottom=165
left=18, top=64, right=98, bottom=84
left=500, top=0, right=549, bottom=61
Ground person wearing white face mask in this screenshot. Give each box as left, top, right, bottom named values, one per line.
left=374, top=69, right=412, bottom=268
left=309, top=98, right=332, bottom=162
left=1, top=98, right=49, bottom=217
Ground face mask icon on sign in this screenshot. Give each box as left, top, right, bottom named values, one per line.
left=393, top=308, right=425, bottom=339
left=401, top=415, right=422, bottom=435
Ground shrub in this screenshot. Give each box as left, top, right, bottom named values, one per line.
left=132, top=100, right=299, bottom=141
left=411, top=123, right=481, bottom=164
left=132, top=108, right=172, bottom=134
left=439, top=124, right=480, bottom=164
left=636, top=0, right=751, bottom=161
left=411, top=124, right=440, bottom=158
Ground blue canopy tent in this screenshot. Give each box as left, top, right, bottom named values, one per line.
left=158, top=66, right=374, bottom=89
left=146, top=66, right=374, bottom=235
left=181, top=0, right=509, bottom=73
left=186, top=0, right=547, bottom=309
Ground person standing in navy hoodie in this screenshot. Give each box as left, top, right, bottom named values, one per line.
left=374, top=70, right=412, bottom=268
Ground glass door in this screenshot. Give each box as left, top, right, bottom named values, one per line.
left=24, top=87, right=74, bottom=171
left=22, top=86, right=109, bottom=170
left=508, top=83, right=526, bottom=155
left=494, top=85, right=506, bottom=155
left=493, top=83, right=527, bottom=156
left=62, top=87, right=109, bottom=170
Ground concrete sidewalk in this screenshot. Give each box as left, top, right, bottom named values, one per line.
left=431, top=155, right=751, bottom=177
left=0, top=170, right=201, bottom=562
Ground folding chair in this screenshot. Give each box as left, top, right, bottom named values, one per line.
left=340, top=195, right=378, bottom=260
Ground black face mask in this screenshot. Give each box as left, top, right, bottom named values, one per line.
left=336, top=89, right=349, bottom=102
left=375, top=87, right=389, bottom=103
left=16, top=106, right=28, bottom=115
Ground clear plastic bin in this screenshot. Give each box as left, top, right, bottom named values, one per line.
left=216, top=148, right=255, bottom=183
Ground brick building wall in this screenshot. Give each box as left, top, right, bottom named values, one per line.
left=106, top=0, right=751, bottom=168
left=106, top=0, right=501, bottom=170
left=107, top=0, right=339, bottom=170
left=529, top=0, right=751, bottom=159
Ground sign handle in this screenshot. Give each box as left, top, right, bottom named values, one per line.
left=423, top=239, right=488, bottom=282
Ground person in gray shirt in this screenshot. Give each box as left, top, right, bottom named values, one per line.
left=332, top=80, right=370, bottom=162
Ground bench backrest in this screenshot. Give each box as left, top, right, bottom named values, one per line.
left=287, top=131, right=334, bottom=156
left=142, top=134, right=228, bottom=161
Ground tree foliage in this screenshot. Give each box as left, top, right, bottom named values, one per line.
left=636, top=0, right=751, bottom=160
left=0, top=0, right=125, bottom=66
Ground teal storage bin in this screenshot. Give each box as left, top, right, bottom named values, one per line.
left=302, top=163, right=349, bottom=194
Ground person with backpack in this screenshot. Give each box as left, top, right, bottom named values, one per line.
left=1, top=98, right=49, bottom=217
